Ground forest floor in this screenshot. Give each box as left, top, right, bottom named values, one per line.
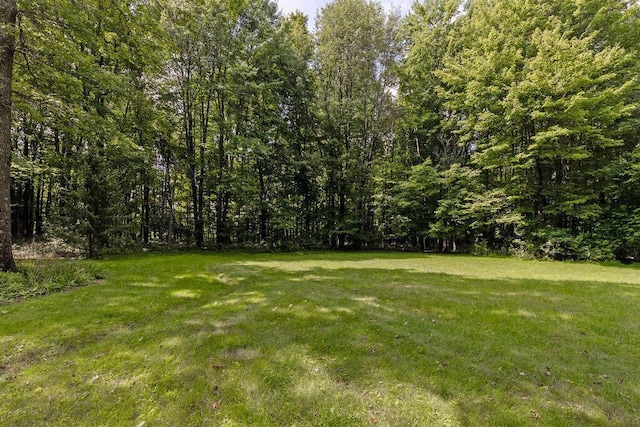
left=1, top=252, right=639, bottom=426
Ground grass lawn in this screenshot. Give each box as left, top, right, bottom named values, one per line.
left=1, top=252, right=639, bottom=426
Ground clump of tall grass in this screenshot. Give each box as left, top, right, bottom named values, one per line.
left=0, top=260, right=101, bottom=304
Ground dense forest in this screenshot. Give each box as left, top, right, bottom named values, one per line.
left=2, top=0, right=640, bottom=265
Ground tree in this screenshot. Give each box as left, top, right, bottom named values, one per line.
left=162, top=0, right=214, bottom=248
left=389, top=158, right=441, bottom=250
left=315, top=0, right=401, bottom=248
left=2, top=0, right=637, bottom=260
left=399, top=0, right=465, bottom=167
left=11, top=0, right=166, bottom=255
left=434, top=0, right=639, bottom=254
left=429, top=163, right=476, bottom=252
left=0, top=0, right=17, bottom=271
left=269, top=12, right=322, bottom=248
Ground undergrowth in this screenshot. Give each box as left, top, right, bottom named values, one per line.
left=0, top=260, right=101, bottom=304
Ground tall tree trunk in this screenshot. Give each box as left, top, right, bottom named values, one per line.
left=35, top=175, right=43, bottom=236
left=185, top=108, right=203, bottom=248
left=166, top=166, right=175, bottom=245
left=142, top=184, right=150, bottom=245
left=11, top=179, right=33, bottom=239
left=338, top=177, right=346, bottom=249
left=258, top=161, right=268, bottom=243
left=0, top=0, right=17, bottom=271
left=188, top=165, right=202, bottom=247
left=216, top=124, right=228, bottom=247
left=196, top=129, right=205, bottom=249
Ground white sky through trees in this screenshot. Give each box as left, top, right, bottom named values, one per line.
left=276, top=0, right=413, bottom=29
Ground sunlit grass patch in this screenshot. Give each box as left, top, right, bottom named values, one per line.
left=1, top=252, right=639, bottom=425
left=238, top=253, right=640, bottom=285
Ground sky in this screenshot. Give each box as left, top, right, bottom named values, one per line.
left=276, top=0, right=413, bottom=30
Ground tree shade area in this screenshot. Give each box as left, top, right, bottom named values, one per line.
left=2, top=0, right=639, bottom=263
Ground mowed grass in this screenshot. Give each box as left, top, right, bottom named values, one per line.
left=1, top=252, right=639, bottom=426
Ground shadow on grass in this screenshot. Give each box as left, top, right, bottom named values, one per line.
left=1, top=255, right=639, bottom=426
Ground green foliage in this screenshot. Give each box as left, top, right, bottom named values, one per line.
left=400, top=0, right=465, bottom=166
left=397, top=0, right=640, bottom=257
left=6, top=0, right=640, bottom=260
left=315, top=0, right=401, bottom=248
left=0, top=260, right=100, bottom=303
left=394, top=160, right=440, bottom=236
left=13, top=0, right=165, bottom=254
left=428, top=164, right=478, bottom=250
left=590, top=145, right=640, bottom=262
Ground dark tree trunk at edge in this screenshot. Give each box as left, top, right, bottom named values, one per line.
left=0, top=0, right=17, bottom=271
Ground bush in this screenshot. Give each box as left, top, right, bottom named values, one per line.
left=534, top=228, right=587, bottom=261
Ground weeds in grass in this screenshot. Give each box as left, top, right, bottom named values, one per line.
left=0, top=260, right=100, bottom=304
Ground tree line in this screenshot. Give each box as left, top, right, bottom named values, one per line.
left=1, top=0, right=639, bottom=269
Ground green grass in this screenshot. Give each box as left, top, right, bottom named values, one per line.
left=1, top=252, right=639, bottom=426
